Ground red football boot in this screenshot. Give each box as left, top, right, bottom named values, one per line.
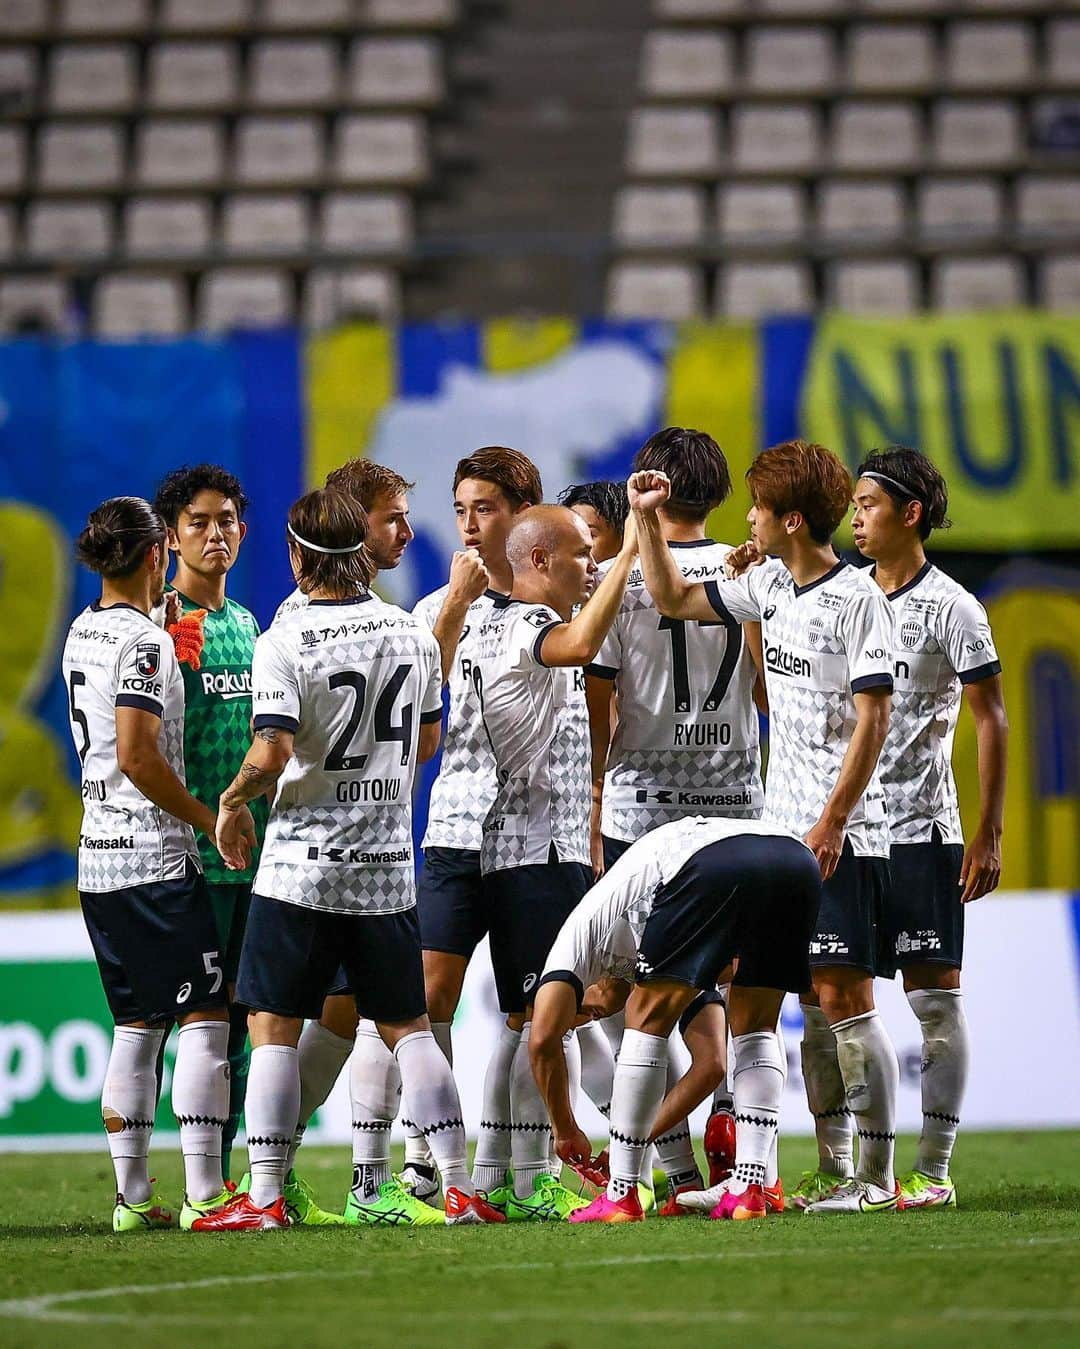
left=704, top=1109, right=737, bottom=1187
left=190, top=1192, right=290, bottom=1231
left=445, top=1187, right=507, bottom=1224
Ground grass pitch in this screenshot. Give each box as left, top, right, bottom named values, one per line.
left=1, top=1131, right=1078, bottom=1349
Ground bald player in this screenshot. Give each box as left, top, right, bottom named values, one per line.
left=471, top=505, right=637, bottom=1221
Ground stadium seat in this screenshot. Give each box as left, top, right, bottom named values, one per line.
left=639, top=30, right=732, bottom=99
left=124, top=197, right=213, bottom=258
left=347, top=38, right=443, bottom=107
left=58, top=0, right=150, bottom=34
left=304, top=266, right=403, bottom=326
left=1046, top=20, right=1080, bottom=90
left=860, top=0, right=947, bottom=13
left=758, top=0, right=846, bottom=12
left=359, top=0, right=459, bottom=26
left=320, top=191, right=413, bottom=253
left=147, top=43, right=240, bottom=110
left=933, top=100, right=1021, bottom=169
left=931, top=255, right=1025, bottom=309
left=24, top=200, right=113, bottom=259
left=48, top=44, right=138, bottom=113
left=818, top=180, right=905, bottom=244
left=94, top=273, right=189, bottom=337
left=334, top=113, right=429, bottom=184
left=134, top=119, right=224, bottom=187
left=39, top=123, right=125, bottom=190
left=0, top=204, right=13, bottom=260
left=0, top=0, right=48, bottom=36
left=653, top=0, right=745, bottom=17
left=731, top=105, right=821, bottom=173
left=847, top=25, right=936, bottom=92
left=0, top=46, right=37, bottom=114
left=236, top=116, right=324, bottom=185
left=160, top=0, right=251, bottom=31
left=1040, top=254, right=1080, bottom=311
left=613, top=184, right=706, bottom=246
left=746, top=28, right=836, bottom=95
left=0, top=275, right=71, bottom=334
left=222, top=194, right=309, bottom=254
left=198, top=267, right=293, bottom=331
left=250, top=39, right=339, bottom=108
left=0, top=125, right=26, bottom=191
left=718, top=182, right=805, bottom=243
left=917, top=176, right=1003, bottom=241
left=832, top=102, right=921, bottom=171
left=719, top=262, right=813, bottom=317
left=263, top=0, right=352, bottom=28
left=1015, top=176, right=1080, bottom=240
left=606, top=261, right=704, bottom=320
left=945, top=21, right=1034, bottom=90
left=827, top=258, right=920, bottom=313
left=627, top=108, right=721, bottom=177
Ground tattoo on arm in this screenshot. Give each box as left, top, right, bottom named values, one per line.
left=255, top=726, right=280, bottom=744
left=221, top=761, right=280, bottom=810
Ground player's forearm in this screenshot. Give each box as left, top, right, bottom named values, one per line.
left=821, top=695, right=890, bottom=827
left=648, top=1055, right=720, bottom=1143
left=974, top=704, right=1008, bottom=837
left=562, top=551, right=636, bottom=666
left=430, top=592, right=471, bottom=682
left=121, top=750, right=216, bottom=836
left=528, top=1033, right=578, bottom=1137
left=633, top=506, right=708, bottom=621
left=220, top=729, right=289, bottom=811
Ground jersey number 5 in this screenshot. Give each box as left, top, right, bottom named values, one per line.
left=657, top=615, right=741, bottom=715
left=67, top=670, right=91, bottom=763
left=324, top=665, right=414, bottom=772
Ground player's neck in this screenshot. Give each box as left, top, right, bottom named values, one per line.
left=171, top=564, right=226, bottom=612
left=99, top=577, right=152, bottom=615
left=308, top=585, right=365, bottom=602
left=511, top=576, right=568, bottom=621
left=784, top=537, right=840, bottom=589
left=658, top=512, right=707, bottom=544
left=871, top=546, right=927, bottom=597
left=485, top=556, right=513, bottom=594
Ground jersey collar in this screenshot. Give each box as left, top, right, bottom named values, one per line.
left=875, top=559, right=934, bottom=602
left=308, top=593, right=374, bottom=607
left=91, top=600, right=147, bottom=616
left=791, top=557, right=847, bottom=597
left=485, top=588, right=511, bottom=607
left=667, top=539, right=713, bottom=550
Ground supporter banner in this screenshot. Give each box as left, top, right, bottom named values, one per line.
left=1, top=896, right=1077, bottom=1150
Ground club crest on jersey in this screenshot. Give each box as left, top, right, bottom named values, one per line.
left=135, top=644, right=160, bottom=677
left=900, top=619, right=924, bottom=650
left=806, top=617, right=826, bottom=649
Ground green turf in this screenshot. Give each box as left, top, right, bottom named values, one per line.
left=1, top=1132, right=1078, bottom=1349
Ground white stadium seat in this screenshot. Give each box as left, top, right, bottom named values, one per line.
left=832, top=102, right=921, bottom=170
left=124, top=197, right=213, bottom=258
left=719, top=262, right=813, bottom=317
left=718, top=182, right=805, bottom=243
left=263, top=0, right=353, bottom=27
left=606, top=261, right=704, bottom=320
left=160, top=0, right=251, bottom=31
left=640, top=30, right=733, bottom=99
left=917, top=177, right=1003, bottom=241
left=0, top=0, right=48, bottom=36
left=25, top=200, right=113, bottom=259
left=731, top=105, right=822, bottom=173
left=304, top=266, right=403, bottom=326
left=1040, top=255, right=1080, bottom=311
left=0, top=125, right=26, bottom=191
left=0, top=47, right=37, bottom=114
left=135, top=119, right=224, bottom=187
left=59, top=0, right=150, bottom=33
left=334, top=114, right=429, bottom=184
left=1046, top=20, right=1080, bottom=90
left=320, top=192, right=413, bottom=253
left=147, top=43, right=240, bottom=110
left=1016, top=176, right=1080, bottom=240
left=945, top=21, right=1034, bottom=89
left=39, top=123, right=125, bottom=190
left=613, top=185, right=707, bottom=247
left=94, top=274, right=189, bottom=337
left=827, top=259, right=920, bottom=314
left=746, top=28, right=835, bottom=95
left=932, top=255, right=1025, bottom=310
left=236, top=117, right=324, bottom=185
left=818, top=181, right=905, bottom=243
left=222, top=194, right=310, bottom=254
left=250, top=39, right=339, bottom=108
left=933, top=100, right=1021, bottom=169
left=0, top=275, right=71, bottom=334
left=848, top=25, right=936, bottom=92
left=626, top=107, right=721, bottom=177
left=347, top=38, right=443, bottom=107
left=359, top=0, right=459, bottom=27
left=49, top=44, right=138, bottom=112
left=198, top=268, right=293, bottom=331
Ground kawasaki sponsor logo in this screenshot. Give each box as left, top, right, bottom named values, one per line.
left=764, top=643, right=812, bottom=677
left=200, top=669, right=253, bottom=700
left=80, top=834, right=134, bottom=850
left=306, top=845, right=411, bottom=865
left=635, top=788, right=753, bottom=807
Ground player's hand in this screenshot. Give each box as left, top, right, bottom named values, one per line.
left=805, top=815, right=845, bottom=882
left=167, top=607, right=207, bottom=670
left=215, top=802, right=257, bottom=871
left=627, top=469, right=671, bottom=514
left=555, top=1124, right=594, bottom=1170
left=164, top=590, right=182, bottom=628
left=725, top=541, right=763, bottom=579
left=959, top=824, right=1001, bottom=903
left=447, top=548, right=489, bottom=604
left=591, top=826, right=606, bottom=880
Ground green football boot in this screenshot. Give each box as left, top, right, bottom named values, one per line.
left=236, top=1169, right=346, bottom=1226
left=504, top=1174, right=591, bottom=1222
left=638, top=1182, right=657, bottom=1214
left=180, top=1187, right=233, bottom=1231
left=790, top=1169, right=847, bottom=1210
left=344, top=1177, right=446, bottom=1227
left=898, top=1170, right=957, bottom=1209
left=112, top=1192, right=175, bottom=1233
left=485, top=1171, right=516, bottom=1216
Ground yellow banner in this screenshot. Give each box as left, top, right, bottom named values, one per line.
left=802, top=311, right=1080, bottom=549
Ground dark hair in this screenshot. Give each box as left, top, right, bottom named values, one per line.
left=633, top=427, right=731, bottom=522
left=152, top=463, right=249, bottom=527
left=76, top=496, right=166, bottom=578
left=558, top=480, right=630, bottom=533
left=453, top=447, right=543, bottom=510
left=325, top=458, right=414, bottom=511
left=745, top=440, right=853, bottom=545
left=288, top=488, right=373, bottom=595
left=857, top=446, right=951, bottom=540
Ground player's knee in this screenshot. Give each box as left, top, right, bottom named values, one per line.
left=901, top=963, right=960, bottom=993
left=421, top=953, right=466, bottom=1022
left=814, top=974, right=873, bottom=1024
left=320, top=994, right=359, bottom=1040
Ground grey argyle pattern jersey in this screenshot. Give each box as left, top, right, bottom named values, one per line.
left=880, top=562, right=1001, bottom=845
left=413, top=585, right=505, bottom=852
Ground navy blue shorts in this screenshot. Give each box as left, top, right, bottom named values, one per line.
left=484, top=855, right=592, bottom=1014
left=236, top=895, right=427, bottom=1025
left=417, top=846, right=492, bottom=958
left=601, top=834, right=632, bottom=872
left=809, top=842, right=891, bottom=974
left=637, top=834, right=821, bottom=996
left=80, top=861, right=224, bottom=1026
left=878, top=826, right=965, bottom=977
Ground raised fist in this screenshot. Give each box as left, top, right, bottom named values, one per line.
left=627, top=469, right=671, bottom=514
left=724, top=540, right=763, bottom=579
left=447, top=548, right=490, bottom=604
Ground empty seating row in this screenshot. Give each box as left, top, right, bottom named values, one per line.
left=654, top=0, right=1075, bottom=18
left=0, top=0, right=459, bottom=36
left=0, top=38, right=443, bottom=113
left=0, top=115, right=428, bottom=191
left=607, top=254, right=1080, bottom=318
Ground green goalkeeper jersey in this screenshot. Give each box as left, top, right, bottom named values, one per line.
left=173, top=589, right=269, bottom=885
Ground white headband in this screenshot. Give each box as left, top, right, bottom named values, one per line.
left=287, top=523, right=366, bottom=555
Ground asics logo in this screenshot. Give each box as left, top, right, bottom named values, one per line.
left=763, top=605, right=776, bottom=620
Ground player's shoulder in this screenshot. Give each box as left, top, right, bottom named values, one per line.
left=509, top=599, right=561, bottom=630
left=671, top=538, right=730, bottom=581
left=412, top=583, right=449, bottom=626
left=272, top=586, right=308, bottom=624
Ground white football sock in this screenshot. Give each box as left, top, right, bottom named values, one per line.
left=599, top=1006, right=625, bottom=1059
left=766, top=1021, right=787, bottom=1187
left=350, top=1021, right=398, bottom=1199
left=246, top=1044, right=300, bottom=1208
left=908, top=988, right=968, bottom=1181
left=655, top=1032, right=701, bottom=1191
left=606, top=1030, right=667, bottom=1202
left=577, top=1020, right=614, bottom=1118
left=472, top=1022, right=519, bottom=1192
left=730, top=1031, right=785, bottom=1194
left=172, top=1020, right=228, bottom=1203
left=509, top=1022, right=552, bottom=1199
left=394, top=1030, right=471, bottom=1195
left=102, top=1025, right=164, bottom=1205
left=801, top=1004, right=853, bottom=1178
left=402, top=1020, right=453, bottom=1169
left=832, top=1009, right=899, bottom=1190
left=287, top=1019, right=354, bottom=1171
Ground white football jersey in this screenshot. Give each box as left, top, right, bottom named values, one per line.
left=878, top=561, right=1000, bottom=846
left=252, top=593, right=442, bottom=914
left=541, top=816, right=807, bottom=993
left=62, top=603, right=200, bottom=892
left=589, top=540, right=763, bottom=842
left=413, top=585, right=507, bottom=853
left=705, top=558, right=895, bottom=857
left=473, top=600, right=591, bottom=873
left=273, top=586, right=307, bottom=623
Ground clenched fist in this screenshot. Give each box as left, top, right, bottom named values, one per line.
left=627, top=469, right=672, bottom=514
left=447, top=548, right=490, bottom=604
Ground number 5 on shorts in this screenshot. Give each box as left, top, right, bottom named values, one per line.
left=203, top=949, right=223, bottom=995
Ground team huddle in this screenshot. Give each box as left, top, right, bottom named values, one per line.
left=61, top=430, right=1007, bottom=1232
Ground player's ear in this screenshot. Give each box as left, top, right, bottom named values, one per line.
left=531, top=546, right=548, bottom=572
left=237, top=519, right=248, bottom=545
left=784, top=511, right=803, bottom=536
left=166, top=526, right=180, bottom=552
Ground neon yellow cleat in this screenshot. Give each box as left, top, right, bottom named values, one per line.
left=790, top=1169, right=847, bottom=1209
left=505, top=1174, right=590, bottom=1222
left=236, top=1169, right=346, bottom=1226
left=180, top=1187, right=233, bottom=1231
left=344, top=1178, right=446, bottom=1227
left=898, top=1170, right=957, bottom=1209
left=113, top=1192, right=175, bottom=1233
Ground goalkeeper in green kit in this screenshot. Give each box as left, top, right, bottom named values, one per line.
left=153, top=465, right=268, bottom=1182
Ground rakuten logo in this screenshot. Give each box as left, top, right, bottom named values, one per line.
left=201, top=670, right=252, bottom=699
left=765, top=643, right=812, bottom=678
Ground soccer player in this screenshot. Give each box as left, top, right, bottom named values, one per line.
left=151, top=464, right=266, bottom=1186
left=631, top=446, right=904, bottom=1215
left=853, top=447, right=1007, bottom=1209
left=194, top=489, right=502, bottom=1230
left=62, top=497, right=251, bottom=1232
left=529, top=815, right=821, bottom=1223
left=472, top=504, right=637, bottom=1220
left=557, top=480, right=629, bottom=564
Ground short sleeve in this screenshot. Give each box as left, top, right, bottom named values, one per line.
left=419, top=631, right=444, bottom=723
left=703, top=570, right=762, bottom=624
left=251, top=629, right=301, bottom=732
left=940, top=593, right=1001, bottom=685
left=839, top=587, right=895, bottom=694
left=115, top=631, right=169, bottom=716
left=586, top=611, right=622, bottom=680
left=510, top=605, right=562, bottom=670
